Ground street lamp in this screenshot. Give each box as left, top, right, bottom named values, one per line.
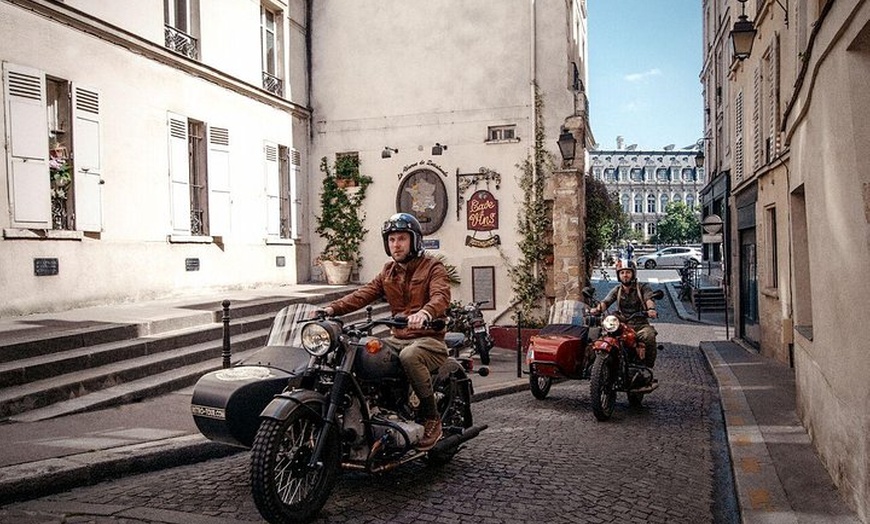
left=381, top=146, right=398, bottom=159
left=695, top=136, right=710, bottom=168
left=730, top=0, right=757, bottom=60
left=557, top=128, right=576, bottom=163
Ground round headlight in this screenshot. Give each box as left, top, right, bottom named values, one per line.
left=601, top=315, right=621, bottom=334
left=301, top=322, right=335, bottom=356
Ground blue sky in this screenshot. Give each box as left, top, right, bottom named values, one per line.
left=587, top=0, right=703, bottom=151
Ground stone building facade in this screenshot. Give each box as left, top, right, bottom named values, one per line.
left=700, top=0, right=870, bottom=519
left=589, top=143, right=705, bottom=242
left=1, top=0, right=591, bottom=326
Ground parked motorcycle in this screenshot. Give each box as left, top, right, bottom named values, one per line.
left=192, top=303, right=486, bottom=523
left=526, top=287, right=664, bottom=421
left=444, top=300, right=494, bottom=367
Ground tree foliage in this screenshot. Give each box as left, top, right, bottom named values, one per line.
left=652, top=201, right=701, bottom=245
left=583, top=175, right=627, bottom=275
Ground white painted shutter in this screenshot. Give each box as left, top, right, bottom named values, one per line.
left=167, top=112, right=191, bottom=233
left=3, top=63, right=50, bottom=227
left=290, top=148, right=301, bottom=239
left=264, top=142, right=280, bottom=236
left=207, top=126, right=231, bottom=236
left=72, top=86, right=102, bottom=232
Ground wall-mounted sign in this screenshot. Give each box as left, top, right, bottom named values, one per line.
left=465, top=190, right=500, bottom=248
left=34, top=258, right=59, bottom=276
left=396, top=169, right=448, bottom=235
left=472, top=266, right=496, bottom=309
left=422, top=239, right=440, bottom=250
left=185, top=258, right=200, bottom=271
left=467, top=190, right=498, bottom=231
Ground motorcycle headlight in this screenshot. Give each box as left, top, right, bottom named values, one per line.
left=301, top=322, right=339, bottom=357
left=601, top=315, right=621, bottom=334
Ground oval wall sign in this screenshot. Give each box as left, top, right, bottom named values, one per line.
left=395, top=169, right=448, bottom=235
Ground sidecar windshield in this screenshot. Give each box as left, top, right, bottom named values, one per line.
left=549, top=300, right=589, bottom=325
left=266, top=304, right=323, bottom=347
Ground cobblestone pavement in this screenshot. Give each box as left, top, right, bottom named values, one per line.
left=1, top=283, right=736, bottom=523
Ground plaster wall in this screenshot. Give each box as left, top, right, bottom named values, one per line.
left=308, top=0, right=583, bottom=322
left=786, top=3, right=870, bottom=518
left=0, top=3, right=305, bottom=315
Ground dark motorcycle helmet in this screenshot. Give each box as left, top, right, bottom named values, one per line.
left=381, top=213, right=423, bottom=258
left=617, top=260, right=638, bottom=284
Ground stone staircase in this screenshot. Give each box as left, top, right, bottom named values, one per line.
left=0, top=291, right=389, bottom=422
left=692, top=286, right=727, bottom=311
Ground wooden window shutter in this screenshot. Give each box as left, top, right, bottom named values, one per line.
left=290, top=148, right=301, bottom=239
left=207, top=126, right=231, bottom=236
left=264, top=142, right=280, bottom=236
left=72, top=85, right=103, bottom=232
left=167, top=112, right=191, bottom=234
left=3, top=63, right=50, bottom=227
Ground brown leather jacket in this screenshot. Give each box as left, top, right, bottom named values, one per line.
left=327, top=254, right=451, bottom=339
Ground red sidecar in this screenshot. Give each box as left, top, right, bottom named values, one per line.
left=525, top=299, right=600, bottom=399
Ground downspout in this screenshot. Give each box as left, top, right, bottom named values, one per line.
left=530, top=0, right=537, bottom=166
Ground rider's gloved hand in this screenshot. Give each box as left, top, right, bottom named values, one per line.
left=647, top=309, right=658, bottom=320
left=406, top=310, right=429, bottom=329
left=315, top=307, right=334, bottom=318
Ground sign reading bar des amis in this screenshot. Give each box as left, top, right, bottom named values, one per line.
left=466, top=190, right=500, bottom=247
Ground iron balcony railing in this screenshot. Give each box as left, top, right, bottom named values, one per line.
left=262, top=72, right=284, bottom=97
left=164, top=25, right=199, bottom=60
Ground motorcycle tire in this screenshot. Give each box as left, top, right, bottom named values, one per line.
left=475, top=333, right=493, bottom=366
left=529, top=370, right=552, bottom=400
left=590, top=353, right=616, bottom=421
left=250, top=405, right=341, bottom=524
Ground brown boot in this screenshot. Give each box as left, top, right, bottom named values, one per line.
left=417, top=418, right=442, bottom=451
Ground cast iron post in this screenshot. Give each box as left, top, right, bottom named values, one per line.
left=221, top=300, right=232, bottom=368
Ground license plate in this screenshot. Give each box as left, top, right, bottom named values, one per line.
left=473, top=326, right=486, bottom=333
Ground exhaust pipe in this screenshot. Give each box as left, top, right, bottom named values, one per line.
left=628, top=382, right=659, bottom=394
left=429, top=424, right=488, bottom=455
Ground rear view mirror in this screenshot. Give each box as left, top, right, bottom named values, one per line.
left=582, top=287, right=596, bottom=299
left=651, top=290, right=664, bottom=300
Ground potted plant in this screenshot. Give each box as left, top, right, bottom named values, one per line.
left=315, top=155, right=373, bottom=284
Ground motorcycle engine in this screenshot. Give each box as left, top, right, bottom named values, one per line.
left=370, top=411, right=425, bottom=449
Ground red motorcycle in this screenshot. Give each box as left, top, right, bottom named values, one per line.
left=526, top=287, right=664, bottom=421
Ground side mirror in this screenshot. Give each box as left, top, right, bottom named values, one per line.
left=582, top=287, right=596, bottom=299
left=651, top=289, right=664, bottom=300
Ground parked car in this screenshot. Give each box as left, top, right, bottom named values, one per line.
left=636, top=247, right=701, bottom=269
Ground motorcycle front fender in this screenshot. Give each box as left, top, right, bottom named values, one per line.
left=592, top=336, right=618, bottom=354
left=259, top=389, right=327, bottom=422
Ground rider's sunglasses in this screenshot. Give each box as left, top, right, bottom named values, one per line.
left=385, top=219, right=411, bottom=230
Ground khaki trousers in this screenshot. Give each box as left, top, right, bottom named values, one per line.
left=382, top=336, right=448, bottom=400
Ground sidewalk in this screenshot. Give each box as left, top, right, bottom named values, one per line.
left=0, top=284, right=862, bottom=524
left=663, top=282, right=860, bottom=524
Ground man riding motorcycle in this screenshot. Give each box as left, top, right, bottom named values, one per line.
left=590, top=260, right=659, bottom=368
left=322, top=213, right=451, bottom=450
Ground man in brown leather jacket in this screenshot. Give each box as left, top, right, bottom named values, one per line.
left=323, top=213, right=451, bottom=451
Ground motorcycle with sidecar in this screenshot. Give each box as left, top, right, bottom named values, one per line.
left=526, top=287, right=664, bottom=421
left=191, top=303, right=486, bottom=523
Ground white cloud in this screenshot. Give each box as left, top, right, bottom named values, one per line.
left=624, top=68, right=662, bottom=82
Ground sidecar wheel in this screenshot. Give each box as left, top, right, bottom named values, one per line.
left=251, top=406, right=340, bottom=524
left=590, top=354, right=616, bottom=421
left=529, top=370, right=552, bottom=400
left=628, top=392, right=645, bottom=407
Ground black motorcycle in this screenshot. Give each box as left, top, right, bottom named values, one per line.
left=191, top=303, right=487, bottom=523
left=444, top=300, right=494, bottom=366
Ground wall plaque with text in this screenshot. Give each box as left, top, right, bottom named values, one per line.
left=472, top=266, right=496, bottom=310
left=34, top=258, right=59, bottom=276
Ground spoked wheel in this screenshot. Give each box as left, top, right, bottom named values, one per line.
left=590, top=353, right=616, bottom=421
left=529, top=369, right=553, bottom=400
left=644, top=260, right=656, bottom=269
left=250, top=403, right=340, bottom=524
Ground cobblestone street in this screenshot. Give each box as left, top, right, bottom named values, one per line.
left=2, top=287, right=736, bottom=524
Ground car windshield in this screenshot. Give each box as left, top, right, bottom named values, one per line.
left=266, top=303, right=322, bottom=347
left=549, top=299, right=592, bottom=325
